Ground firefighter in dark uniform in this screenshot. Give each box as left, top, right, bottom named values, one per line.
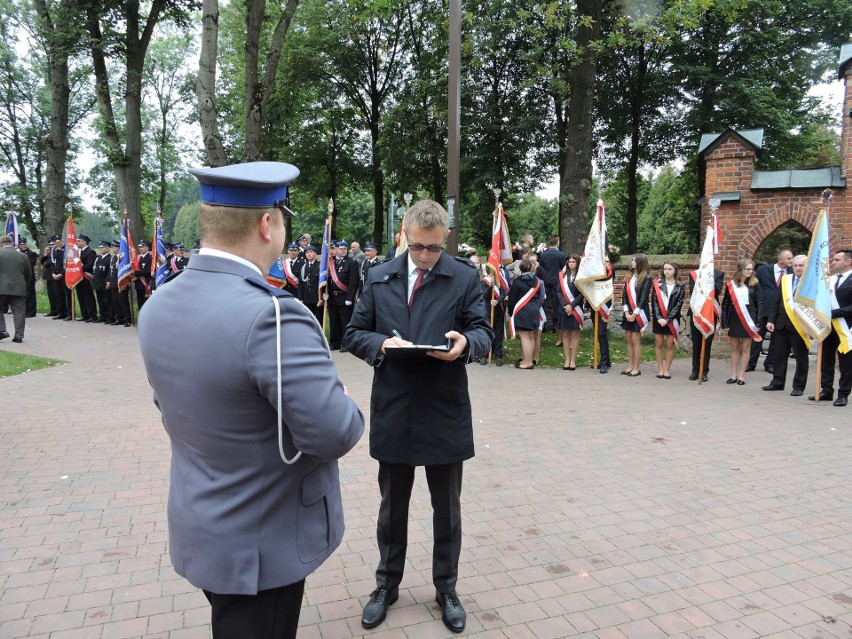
left=297, top=245, right=322, bottom=324
left=134, top=240, right=153, bottom=310
left=75, top=234, right=98, bottom=322
left=108, top=240, right=132, bottom=326
left=92, top=240, right=114, bottom=323
left=17, top=236, right=37, bottom=317
left=327, top=240, right=359, bottom=350
left=168, top=243, right=190, bottom=278
left=42, top=235, right=68, bottom=319
left=283, top=242, right=303, bottom=296
left=357, top=242, right=381, bottom=299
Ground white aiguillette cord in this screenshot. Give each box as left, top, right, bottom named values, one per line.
left=269, top=292, right=302, bottom=465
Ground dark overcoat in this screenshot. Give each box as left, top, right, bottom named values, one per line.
left=343, top=251, right=493, bottom=466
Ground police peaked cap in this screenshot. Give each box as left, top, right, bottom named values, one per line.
left=188, top=162, right=300, bottom=214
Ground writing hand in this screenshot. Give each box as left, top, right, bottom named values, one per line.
left=381, top=336, right=412, bottom=354
left=428, top=330, right=467, bottom=361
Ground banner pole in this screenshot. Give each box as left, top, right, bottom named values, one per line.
left=593, top=310, right=599, bottom=369
left=699, top=336, right=706, bottom=385
left=814, top=342, right=823, bottom=401
left=489, top=289, right=495, bottom=364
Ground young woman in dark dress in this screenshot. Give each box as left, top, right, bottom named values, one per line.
left=620, top=253, right=652, bottom=376
left=507, top=259, right=545, bottom=369
left=555, top=254, right=584, bottom=370
left=650, top=260, right=685, bottom=379
left=721, top=259, right=763, bottom=385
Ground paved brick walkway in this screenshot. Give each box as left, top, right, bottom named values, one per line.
left=2, top=316, right=851, bottom=639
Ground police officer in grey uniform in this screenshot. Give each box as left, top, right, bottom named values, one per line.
left=138, top=161, right=364, bottom=639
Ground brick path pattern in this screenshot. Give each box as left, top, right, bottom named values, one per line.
left=2, top=317, right=851, bottom=638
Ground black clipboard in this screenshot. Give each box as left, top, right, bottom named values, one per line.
left=383, top=343, right=451, bottom=360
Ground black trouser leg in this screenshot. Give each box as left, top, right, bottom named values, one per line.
left=491, top=311, right=505, bottom=358
left=203, top=580, right=305, bottom=639
left=96, top=289, right=112, bottom=321
left=25, top=278, right=36, bottom=316
left=820, top=330, right=838, bottom=396
left=597, top=314, right=611, bottom=367
left=76, top=280, right=97, bottom=320
left=375, top=462, right=416, bottom=591
left=425, top=462, right=464, bottom=593
left=748, top=317, right=769, bottom=369
left=690, top=322, right=714, bottom=375
left=48, top=280, right=67, bottom=316
left=769, top=328, right=792, bottom=389
left=789, top=331, right=809, bottom=392
left=328, top=304, right=342, bottom=348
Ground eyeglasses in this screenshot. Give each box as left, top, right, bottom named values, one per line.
left=408, top=243, right=444, bottom=254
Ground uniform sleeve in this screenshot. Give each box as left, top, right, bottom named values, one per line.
left=247, top=297, right=364, bottom=462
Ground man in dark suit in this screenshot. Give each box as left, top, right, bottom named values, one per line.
left=748, top=249, right=793, bottom=372
left=537, top=236, right=567, bottom=330
left=42, top=235, right=68, bottom=319
left=0, top=234, right=32, bottom=342
left=168, top=243, right=190, bottom=277
left=138, top=161, right=364, bottom=639
left=344, top=200, right=492, bottom=634
left=687, top=267, right=725, bottom=381
left=75, top=234, right=98, bottom=322
left=296, top=245, right=322, bottom=324
left=134, top=240, right=153, bottom=310
left=763, top=255, right=810, bottom=395
left=108, top=241, right=131, bottom=326
left=810, top=249, right=852, bottom=407
left=92, top=240, right=114, bottom=323
left=326, top=240, right=359, bottom=350
left=16, top=237, right=37, bottom=317
left=282, top=243, right=303, bottom=296
left=357, top=242, right=381, bottom=299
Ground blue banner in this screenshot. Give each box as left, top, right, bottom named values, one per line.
left=794, top=209, right=832, bottom=341
left=154, top=218, right=169, bottom=288
left=318, top=217, right=331, bottom=292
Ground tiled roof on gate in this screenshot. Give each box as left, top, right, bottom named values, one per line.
left=751, top=166, right=845, bottom=190
left=698, top=128, right=764, bottom=155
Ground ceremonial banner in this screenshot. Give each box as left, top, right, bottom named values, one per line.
left=318, top=217, right=331, bottom=294
left=794, top=209, right=832, bottom=342
left=690, top=225, right=718, bottom=337
left=576, top=199, right=613, bottom=310
left=780, top=274, right=815, bottom=349
left=487, top=202, right=512, bottom=292
left=154, top=218, right=169, bottom=288
left=64, top=216, right=83, bottom=289
left=266, top=256, right=286, bottom=288
left=711, top=213, right=722, bottom=254
left=4, top=212, right=17, bottom=243
left=117, top=218, right=136, bottom=292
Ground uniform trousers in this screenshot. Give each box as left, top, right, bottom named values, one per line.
left=203, top=579, right=305, bottom=639
left=489, top=309, right=505, bottom=358
left=596, top=314, right=611, bottom=367
left=748, top=317, right=776, bottom=370
left=95, top=288, right=113, bottom=322
left=820, top=328, right=852, bottom=399
left=0, top=295, right=26, bottom=339
left=304, top=302, right=322, bottom=325
left=768, top=327, right=809, bottom=391
left=25, top=276, right=36, bottom=316
left=689, top=320, right=714, bottom=376
left=111, top=287, right=131, bottom=323
left=47, top=279, right=67, bottom=316
left=76, top=280, right=98, bottom=320
left=376, top=461, right=463, bottom=593
left=327, top=302, right=353, bottom=349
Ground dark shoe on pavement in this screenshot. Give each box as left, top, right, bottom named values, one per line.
left=834, top=397, right=848, bottom=407
left=0, top=331, right=9, bottom=340
left=361, top=587, right=398, bottom=629
left=436, top=591, right=466, bottom=633
left=53, top=315, right=67, bottom=320
left=702, top=374, right=708, bottom=382
left=745, top=365, right=755, bottom=372
left=762, top=385, right=783, bottom=391
left=12, top=337, right=22, bottom=343
left=479, top=357, right=488, bottom=365
left=688, top=373, right=698, bottom=381
left=790, top=389, right=803, bottom=397
left=764, top=366, right=774, bottom=374
left=599, top=364, right=608, bottom=374
left=494, top=358, right=503, bottom=367
left=808, top=394, right=833, bottom=401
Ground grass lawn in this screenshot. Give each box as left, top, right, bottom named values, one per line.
left=0, top=350, right=65, bottom=378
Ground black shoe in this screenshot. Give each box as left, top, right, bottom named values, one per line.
left=63, top=317, right=72, bottom=321
left=790, top=389, right=803, bottom=397
left=834, top=397, right=848, bottom=407
left=84, top=318, right=93, bottom=323
left=361, top=587, right=398, bottom=629
left=479, top=358, right=488, bottom=365
left=53, top=315, right=67, bottom=320
left=745, top=366, right=755, bottom=372
left=599, top=364, right=608, bottom=374
left=123, top=321, right=131, bottom=327
left=12, top=337, right=22, bottom=343
left=688, top=373, right=698, bottom=381
left=339, top=347, right=348, bottom=353
left=808, top=394, right=833, bottom=401
left=495, top=358, right=503, bottom=367
left=436, top=591, right=466, bottom=633
left=762, top=385, right=783, bottom=391
left=26, top=313, right=36, bottom=318
left=764, top=366, right=774, bottom=374
left=702, top=374, right=708, bottom=382
left=0, top=331, right=9, bottom=340
left=45, top=312, right=57, bottom=317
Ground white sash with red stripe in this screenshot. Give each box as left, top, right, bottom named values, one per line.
left=283, top=259, right=299, bottom=288
left=625, top=275, right=648, bottom=332
left=653, top=279, right=679, bottom=337
left=599, top=301, right=612, bottom=322
left=329, top=257, right=348, bottom=292
left=509, top=278, right=541, bottom=338
left=726, top=281, right=762, bottom=340
left=559, top=269, right=584, bottom=325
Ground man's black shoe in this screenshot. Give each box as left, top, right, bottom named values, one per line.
left=53, top=315, right=67, bottom=320
left=45, top=312, right=57, bottom=317
left=436, top=591, right=466, bottom=633
left=808, top=394, right=833, bottom=402
left=361, top=587, right=398, bottom=629
left=26, top=313, right=36, bottom=318
left=12, top=337, right=22, bottom=343
left=790, top=389, right=803, bottom=397
left=0, top=331, right=9, bottom=340
left=834, top=397, right=848, bottom=407
left=599, top=364, right=608, bottom=374
left=764, top=366, right=774, bottom=374
left=702, top=374, right=708, bottom=382
left=762, top=385, right=783, bottom=391
left=688, top=373, right=698, bottom=381
left=479, top=357, right=488, bottom=365
left=745, top=365, right=755, bottom=372
left=494, top=358, right=503, bottom=367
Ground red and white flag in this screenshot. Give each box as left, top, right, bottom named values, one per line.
left=691, top=225, right=719, bottom=337
left=64, top=216, right=84, bottom=289
left=487, top=202, right=511, bottom=291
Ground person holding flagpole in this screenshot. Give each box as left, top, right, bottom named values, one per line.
left=555, top=254, right=584, bottom=370
left=812, top=249, right=852, bottom=406
left=721, top=259, right=762, bottom=385
left=620, top=253, right=652, bottom=376
left=650, top=260, right=685, bottom=379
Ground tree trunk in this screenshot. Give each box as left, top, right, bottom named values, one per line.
left=625, top=46, right=646, bottom=253
left=33, top=0, right=72, bottom=245
left=370, top=103, right=384, bottom=246
left=558, top=0, right=601, bottom=256
left=196, top=0, right=227, bottom=166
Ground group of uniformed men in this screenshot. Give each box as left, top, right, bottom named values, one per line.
left=39, top=234, right=190, bottom=326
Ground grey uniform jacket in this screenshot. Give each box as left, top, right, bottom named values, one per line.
left=138, top=254, right=364, bottom=595
left=0, top=246, right=32, bottom=296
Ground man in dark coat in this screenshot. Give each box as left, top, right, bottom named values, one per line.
left=168, top=243, right=190, bottom=277
left=810, top=249, right=852, bottom=406
left=0, top=234, right=32, bottom=342
left=42, top=235, right=68, bottom=319
left=326, top=240, right=359, bottom=350
left=763, top=254, right=810, bottom=395
left=344, top=200, right=492, bottom=634
left=92, top=240, right=114, bottom=323
left=537, top=235, right=567, bottom=329
left=357, top=242, right=381, bottom=299
left=108, top=241, right=132, bottom=326
left=296, top=245, right=322, bottom=324
left=282, top=243, right=303, bottom=296
left=75, top=234, right=98, bottom=322
left=134, top=240, right=153, bottom=310
left=17, top=236, right=37, bottom=317
left=748, top=249, right=792, bottom=372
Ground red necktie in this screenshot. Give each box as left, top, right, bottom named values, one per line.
left=776, top=270, right=783, bottom=287
left=408, top=268, right=427, bottom=311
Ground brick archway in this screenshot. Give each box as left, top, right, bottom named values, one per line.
left=739, top=203, right=841, bottom=259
